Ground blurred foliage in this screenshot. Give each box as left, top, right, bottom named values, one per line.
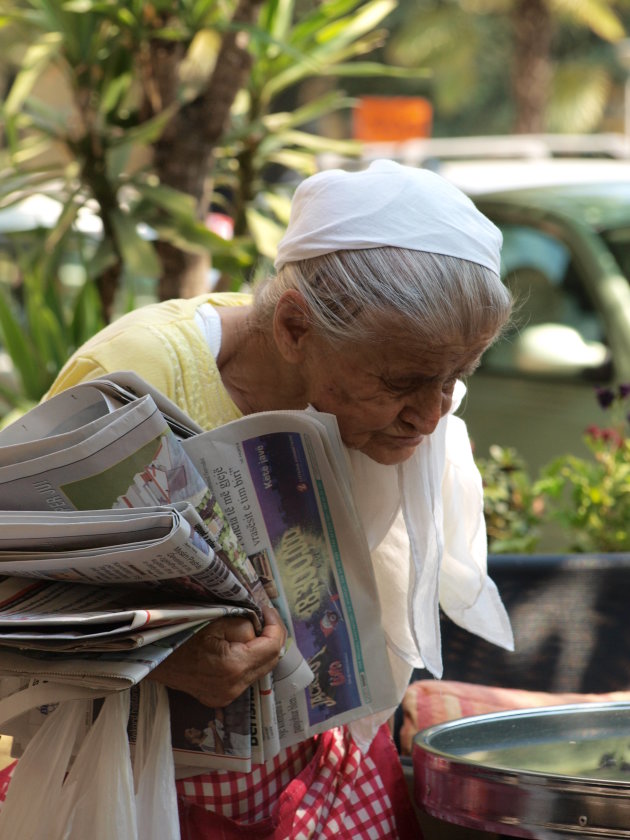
left=211, top=0, right=425, bottom=278
left=478, top=385, right=630, bottom=554
left=533, top=384, right=630, bottom=553
left=383, top=0, right=630, bottom=135
left=476, top=444, right=544, bottom=554
left=0, top=0, right=252, bottom=319
left=0, top=0, right=423, bottom=315
left=0, top=234, right=104, bottom=408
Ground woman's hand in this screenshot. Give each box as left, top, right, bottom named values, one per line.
left=148, top=605, right=287, bottom=707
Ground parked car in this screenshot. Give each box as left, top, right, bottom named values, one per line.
left=437, top=158, right=630, bottom=473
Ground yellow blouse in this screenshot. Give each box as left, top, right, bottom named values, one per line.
left=46, top=292, right=249, bottom=430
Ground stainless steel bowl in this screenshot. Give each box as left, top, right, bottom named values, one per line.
left=413, top=702, right=630, bottom=838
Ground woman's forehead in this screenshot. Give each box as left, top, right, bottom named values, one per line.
left=348, top=333, right=488, bottom=375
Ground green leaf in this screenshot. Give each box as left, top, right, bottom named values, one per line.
left=25, top=293, right=67, bottom=372
left=71, top=279, right=105, bottom=346
left=245, top=207, right=285, bottom=260
left=42, top=192, right=84, bottom=251
left=9, top=135, right=66, bottom=168
left=110, top=209, right=161, bottom=281
left=100, top=71, right=134, bottom=116
left=84, top=238, right=118, bottom=280
left=0, top=384, right=31, bottom=414
left=262, top=91, right=356, bottom=133
left=314, top=0, right=396, bottom=48
left=259, top=190, right=292, bottom=226
left=4, top=32, right=63, bottom=117
left=109, top=105, right=178, bottom=149
left=286, top=0, right=365, bottom=47
left=259, top=0, right=295, bottom=41
left=259, top=128, right=361, bottom=156
left=15, top=97, right=71, bottom=140
left=261, top=29, right=389, bottom=102
left=61, top=0, right=102, bottom=12
left=153, top=218, right=251, bottom=265
left=131, top=180, right=198, bottom=219
left=0, top=292, right=43, bottom=400
left=0, top=168, right=67, bottom=204
left=263, top=148, right=318, bottom=175
left=320, top=61, right=431, bottom=78
left=552, top=0, right=625, bottom=42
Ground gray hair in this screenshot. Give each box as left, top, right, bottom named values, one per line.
left=254, top=247, right=513, bottom=348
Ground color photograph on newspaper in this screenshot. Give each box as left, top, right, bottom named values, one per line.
left=57, top=427, right=262, bottom=608
left=167, top=686, right=253, bottom=771
left=59, top=429, right=207, bottom=513
left=242, top=431, right=364, bottom=727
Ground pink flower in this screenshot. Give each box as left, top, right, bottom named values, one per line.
left=586, top=425, right=603, bottom=440
left=601, top=428, right=624, bottom=448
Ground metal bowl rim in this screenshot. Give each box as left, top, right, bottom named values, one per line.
left=413, top=700, right=630, bottom=787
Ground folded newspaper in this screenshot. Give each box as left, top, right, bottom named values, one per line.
left=0, top=372, right=398, bottom=772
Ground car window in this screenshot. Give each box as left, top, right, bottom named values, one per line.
left=500, top=225, right=570, bottom=283
left=483, top=223, right=609, bottom=377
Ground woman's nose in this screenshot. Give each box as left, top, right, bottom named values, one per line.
left=399, top=388, right=451, bottom=435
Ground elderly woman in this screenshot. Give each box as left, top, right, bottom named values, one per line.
left=46, top=160, right=513, bottom=839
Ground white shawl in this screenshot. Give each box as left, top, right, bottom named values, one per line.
left=347, top=381, right=514, bottom=748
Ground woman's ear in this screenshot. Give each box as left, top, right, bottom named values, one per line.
left=273, top=290, right=312, bottom=362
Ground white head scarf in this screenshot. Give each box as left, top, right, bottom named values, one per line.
left=274, top=159, right=502, bottom=275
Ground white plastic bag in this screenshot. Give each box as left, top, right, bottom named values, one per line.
left=0, top=698, right=88, bottom=840
left=50, top=690, right=138, bottom=840
left=134, top=682, right=179, bottom=840
left=0, top=683, right=181, bottom=840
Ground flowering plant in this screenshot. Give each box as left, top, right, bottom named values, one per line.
left=476, top=445, right=544, bottom=554
left=533, top=384, right=630, bottom=553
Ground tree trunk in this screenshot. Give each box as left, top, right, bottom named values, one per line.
left=96, top=263, right=123, bottom=324
left=511, top=0, right=553, bottom=134
left=79, top=134, right=126, bottom=323
left=149, top=0, right=265, bottom=301
left=155, top=242, right=210, bottom=300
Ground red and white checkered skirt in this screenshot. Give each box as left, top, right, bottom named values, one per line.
left=176, top=723, right=421, bottom=839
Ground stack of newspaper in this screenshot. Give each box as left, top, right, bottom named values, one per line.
left=0, top=373, right=397, bottom=772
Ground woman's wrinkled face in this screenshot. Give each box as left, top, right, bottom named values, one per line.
left=304, top=333, right=489, bottom=465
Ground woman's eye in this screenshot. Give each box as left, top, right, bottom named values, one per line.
left=383, top=375, right=458, bottom=397
left=385, top=380, right=417, bottom=395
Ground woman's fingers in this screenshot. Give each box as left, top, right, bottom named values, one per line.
left=148, top=607, right=288, bottom=708
left=255, top=605, right=288, bottom=650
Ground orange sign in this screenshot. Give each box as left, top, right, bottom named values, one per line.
left=352, top=96, right=433, bottom=142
